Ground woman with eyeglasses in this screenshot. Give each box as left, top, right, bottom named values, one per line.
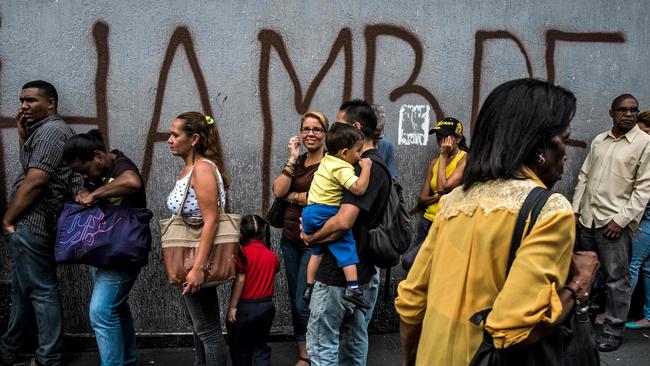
left=271, top=111, right=328, bottom=366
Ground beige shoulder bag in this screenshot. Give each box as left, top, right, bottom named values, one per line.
left=159, top=165, right=241, bottom=286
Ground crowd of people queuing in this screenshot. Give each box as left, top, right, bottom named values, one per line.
left=0, top=77, right=648, bottom=366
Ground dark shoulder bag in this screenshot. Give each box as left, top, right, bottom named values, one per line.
left=469, top=187, right=599, bottom=366
left=266, top=198, right=287, bottom=228
left=266, top=154, right=306, bottom=228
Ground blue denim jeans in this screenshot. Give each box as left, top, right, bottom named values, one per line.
left=415, top=215, right=433, bottom=246
left=0, top=225, right=63, bottom=365
left=303, top=204, right=358, bottom=267
left=280, top=235, right=311, bottom=341
left=183, top=287, right=228, bottom=366
left=306, top=281, right=376, bottom=366
left=631, top=219, right=650, bottom=320
left=89, top=266, right=141, bottom=366
left=364, top=270, right=380, bottom=326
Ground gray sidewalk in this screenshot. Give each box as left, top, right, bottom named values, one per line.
left=62, top=333, right=401, bottom=365
left=58, top=330, right=649, bottom=365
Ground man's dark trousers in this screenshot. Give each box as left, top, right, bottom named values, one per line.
left=579, top=225, right=633, bottom=337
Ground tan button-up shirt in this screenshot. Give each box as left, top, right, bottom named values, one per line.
left=572, top=124, right=650, bottom=230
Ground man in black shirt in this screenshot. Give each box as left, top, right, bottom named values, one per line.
left=1, top=81, right=81, bottom=366
left=302, top=99, right=390, bottom=366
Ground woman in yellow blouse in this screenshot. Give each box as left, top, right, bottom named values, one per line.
left=415, top=117, right=468, bottom=245
left=396, top=78, right=600, bottom=366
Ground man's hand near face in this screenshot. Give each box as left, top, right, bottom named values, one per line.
left=16, top=108, right=27, bottom=145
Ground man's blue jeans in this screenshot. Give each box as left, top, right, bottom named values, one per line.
left=89, top=266, right=141, bottom=366
left=306, top=280, right=377, bottom=366
left=0, top=225, right=63, bottom=365
left=365, top=270, right=380, bottom=326
left=631, top=219, right=650, bottom=320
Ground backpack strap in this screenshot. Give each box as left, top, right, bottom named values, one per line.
left=505, top=186, right=554, bottom=278
left=364, top=153, right=395, bottom=303
left=368, top=154, right=393, bottom=190
left=469, top=185, right=554, bottom=326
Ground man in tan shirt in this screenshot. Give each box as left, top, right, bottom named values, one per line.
left=573, top=94, right=650, bottom=351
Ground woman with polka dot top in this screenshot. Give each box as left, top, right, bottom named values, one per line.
left=166, top=111, right=230, bottom=366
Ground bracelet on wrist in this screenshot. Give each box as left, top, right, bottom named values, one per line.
left=564, top=282, right=589, bottom=305
left=281, top=168, right=295, bottom=177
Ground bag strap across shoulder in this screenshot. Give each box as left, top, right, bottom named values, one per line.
left=173, top=160, right=227, bottom=220
left=173, top=170, right=195, bottom=220
left=505, top=186, right=554, bottom=277
left=365, top=153, right=397, bottom=302
left=198, top=159, right=227, bottom=213
left=197, top=159, right=239, bottom=229
left=470, top=185, right=554, bottom=326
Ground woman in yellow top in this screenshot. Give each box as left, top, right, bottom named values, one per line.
left=396, top=78, right=600, bottom=366
left=415, top=117, right=469, bottom=245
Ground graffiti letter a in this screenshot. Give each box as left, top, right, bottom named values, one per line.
left=142, top=26, right=227, bottom=184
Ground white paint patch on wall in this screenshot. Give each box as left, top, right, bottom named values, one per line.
left=398, top=105, right=430, bottom=146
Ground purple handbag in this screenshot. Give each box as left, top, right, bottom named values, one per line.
left=55, top=203, right=153, bottom=268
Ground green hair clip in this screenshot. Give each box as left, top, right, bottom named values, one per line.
left=205, top=115, right=215, bottom=125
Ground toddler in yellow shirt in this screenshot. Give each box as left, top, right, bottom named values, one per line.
left=301, top=123, right=372, bottom=310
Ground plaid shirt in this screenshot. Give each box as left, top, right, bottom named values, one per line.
left=10, top=114, right=82, bottom=240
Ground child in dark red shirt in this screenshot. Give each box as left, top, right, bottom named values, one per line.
left=227, top=215, right=280, bottom=366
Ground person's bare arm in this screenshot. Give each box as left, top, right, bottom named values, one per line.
left=228, top=272, right=246, bottom=323
left=400, top=320, right=422, bottom=366
left=515, top=251, right=599, bottom=346
left=285, top=191, right=308, bottom=207
left=347, top=158, right=372, bottom=196
left=2, top=168, right=49, bottom=233
left=76, top=170, right=141, bottom=206
left=436, top=156, right=466, bottom=194
left=435, top=139, right=466, bottom=193
left=272, top=135, right=301, bottom=199
left=301, top=203, right=360, bottom=245
left=183, top=161, right=220, bottom=295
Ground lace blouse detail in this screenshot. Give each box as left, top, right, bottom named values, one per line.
left=438, top=178, right=573, bottom=221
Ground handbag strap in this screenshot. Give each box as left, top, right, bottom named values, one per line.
left=505, top=186, right=554, bottom=277
left=469, top=185, right=554, bottom=326
left=200, top=159, right=239, bottom=229
left=172, top=160, right=225, bottom=217
left=172, top=170, right=195, bottom=220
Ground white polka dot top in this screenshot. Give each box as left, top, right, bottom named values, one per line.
left=166, top=160, right=226, bottom=219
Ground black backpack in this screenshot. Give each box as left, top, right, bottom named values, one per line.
left=366, top=158, right=413, bottom=269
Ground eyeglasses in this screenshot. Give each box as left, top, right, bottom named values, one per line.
left=613, top=107, right=640, bottom=114
left=301, top=127, right=325, bottom=135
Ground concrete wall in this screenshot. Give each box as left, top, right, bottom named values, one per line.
left=1, top=0, right=649, bottom=337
